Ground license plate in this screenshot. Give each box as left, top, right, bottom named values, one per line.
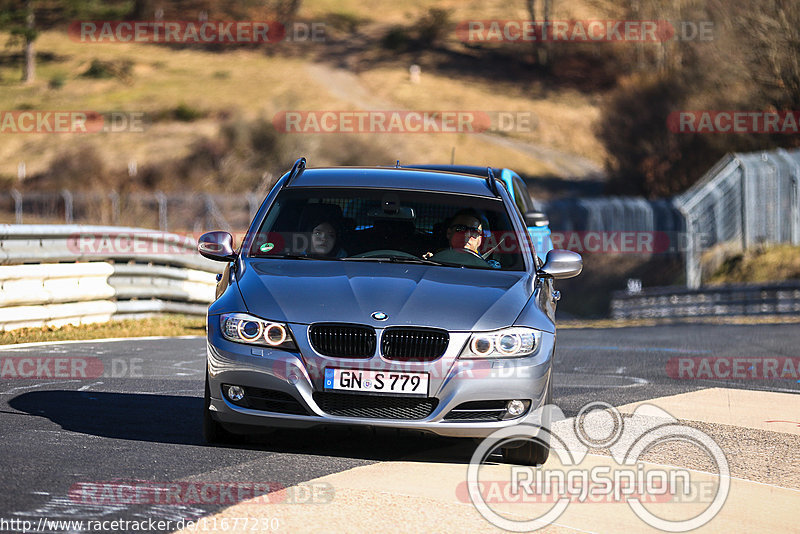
left=324, top=368, right=429, bottom=396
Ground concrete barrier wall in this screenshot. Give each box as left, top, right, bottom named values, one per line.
left=0, top=225, right=223, bottom=331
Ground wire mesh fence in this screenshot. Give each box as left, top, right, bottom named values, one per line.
left=0, top=190, right=262, bottom=234
left=544, top=197, right=682, bottom=233
left=674, top=148, right=800, bottom=288
left=2, top=147, right=798, bottom=289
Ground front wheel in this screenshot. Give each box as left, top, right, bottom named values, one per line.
left=501, top=438, right=550, bottom=466
left=502, top=378, right=552, bottom=466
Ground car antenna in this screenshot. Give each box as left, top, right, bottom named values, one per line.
left=282, top=157, right=307, bottom=188
left=486, top=167, right=499, bottom=197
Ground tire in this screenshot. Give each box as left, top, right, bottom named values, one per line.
left=203, top=369, right=233, bottom=444
left=501, top=437, right=550, bottom=466
left=501, top=376, right=553, bottom=466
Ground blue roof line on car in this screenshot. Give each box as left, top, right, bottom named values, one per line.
left=286, top=166, right=501, bottom=197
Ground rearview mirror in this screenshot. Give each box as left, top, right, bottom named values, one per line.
left=537, top=249, right=582, bottom=279
left=525, top=210, right=549, bottom=227
left=198, top=231, right=237, bottom=262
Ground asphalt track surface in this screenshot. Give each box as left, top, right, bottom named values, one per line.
left=0, top=323, right=798, bottom=533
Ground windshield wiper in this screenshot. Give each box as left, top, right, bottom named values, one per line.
left=341, top=255, right=448, bottom=266
left=254, top=254, right=327, bottom=260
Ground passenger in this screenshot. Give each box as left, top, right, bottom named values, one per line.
left=306, top=216, right=347, bottom=258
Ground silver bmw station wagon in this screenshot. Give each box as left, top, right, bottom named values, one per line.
left=198, top=158, right=582, bottom=465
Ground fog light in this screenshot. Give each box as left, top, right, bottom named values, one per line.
left=506, top=400, right=526, bottom=417
left=226, top=385, right=245, bottom=402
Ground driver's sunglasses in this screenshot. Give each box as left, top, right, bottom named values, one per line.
left=450, top=224, right=483, bottom=237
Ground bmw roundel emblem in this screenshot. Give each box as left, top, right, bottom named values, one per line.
left=371, top=311, right=388, bottom=321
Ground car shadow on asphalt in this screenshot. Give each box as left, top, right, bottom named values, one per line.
left=8, top=390, right=481, bottom=464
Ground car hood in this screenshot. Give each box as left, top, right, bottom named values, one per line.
left=237, top=259, right=536, bottom=331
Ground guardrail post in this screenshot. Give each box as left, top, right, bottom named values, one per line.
left=204, top=194, right=213, bottom=231
left=779, top=149, right=800, bottom=246
left=686, top=219, right=701, bottom=289
left=738, top=158, right=748, bottom=250
left=794, top=173, right=800, bottom=246
left=11, top=189, right=23, bottom=224
left=155, top=191, right=168, bottom=231
left=248, top=194, right=260, bottom=221
left=109, top=191, right=120, bottom=226
left=61, top=189, right=73, bottom=224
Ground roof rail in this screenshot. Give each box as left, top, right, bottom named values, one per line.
left=486, top=167, right=499, bottom=197
left=283, top=157, right=307, bottom=188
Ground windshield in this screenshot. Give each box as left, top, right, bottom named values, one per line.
left=247, top=187, right=528, bottom=271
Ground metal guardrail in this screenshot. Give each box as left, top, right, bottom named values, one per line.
left=611, top=281, right=800, bottom=319
left=0, top=225, right=222, bottom=330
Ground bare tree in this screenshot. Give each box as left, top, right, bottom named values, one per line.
left=525, top=0, right=553, bottom=67
left=0, top=0, right=38, bottom=83
left=22, top=0, right=35, bottom=83
left=733, top=1, right=800, bottom=110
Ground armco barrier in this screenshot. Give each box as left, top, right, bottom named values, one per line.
left=611, top=281, right=800, bottom=319
left=0, top=225, right=222, bottom=330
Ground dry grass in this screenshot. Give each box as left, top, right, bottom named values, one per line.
left=0, top=31, right=328, bottom=178
left=707, top=244, right=800, bottom=284
left=0, top=315, right=205, bottom=345
left=358, top=67, right=606, bottom=164
left=0, top=23, right=600, bottom=183
left=302, top=0, right=616, bottom=23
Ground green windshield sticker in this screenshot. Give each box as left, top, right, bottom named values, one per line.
left=260, top=242, right=274, bottom=252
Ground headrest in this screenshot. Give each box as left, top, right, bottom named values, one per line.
left=298, top=203, right=344, bottom=231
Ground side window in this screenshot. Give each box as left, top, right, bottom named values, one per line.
left=512, top=179, right=528, bottom=216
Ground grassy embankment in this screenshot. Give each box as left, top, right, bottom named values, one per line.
left=0, top=315, right=205, bottom=345
left=0, top=18, right=608, bottom=186
left=707, top=244, right=800, bottom=285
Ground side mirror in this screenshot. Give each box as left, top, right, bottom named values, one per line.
left=525, top=210, right=549, bottom=227
left=538, top=249, right=582, bottom=279
left=198, top=231, right=237, bottom=262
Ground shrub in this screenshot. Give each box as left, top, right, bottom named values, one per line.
left=81, top=59, right=133, bottom=83
left=325, top=12, right=367, bottom=34
left=416, top=8, right=451, bottom=48
left=173, top=103, right=204, bottom=122
left=381, top=26, right=411, bottom=51
left=48, top=73, right=66, bottom=89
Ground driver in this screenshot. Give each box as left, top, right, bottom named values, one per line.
left=446, top=209, right=485, bottom=258
left=428, top=209, right=499, bottom=268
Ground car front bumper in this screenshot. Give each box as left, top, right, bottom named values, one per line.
left=206, top=319, right=554, bottom=439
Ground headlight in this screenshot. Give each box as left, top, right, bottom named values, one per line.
left=459, top=327, right=541, bottom=359
left=220, top=313, right=297, bottom=350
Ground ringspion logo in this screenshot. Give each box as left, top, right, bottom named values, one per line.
left=467, top=402, right=730, bottom=531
